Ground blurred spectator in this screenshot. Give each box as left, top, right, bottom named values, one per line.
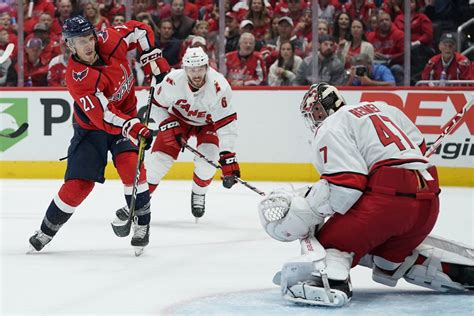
left=367, top=13, right=378, bottom=32
left=50, top=0, right=73, bottom=37
left=266, top=15, right=280, bottom=42
left=83, top=0, right=110, bottom=31
left=155, top=17, right=182, bottom=68
left=225, top=32, right=267, bottom=86
left=318, top=19, right=330, bottom=35
left=294, top=7, right=312, bottom=44
left=381, top=0, right=403, bottom=20
left=225, top=12, right=240, bottom=53
left=245, top=0, right=272, bottom=41
left=0, top=24, right=17, bottom=61
left=421, top=32, right=472, bottom=82
left=366, top=11, right=404, bottom=65
left=317, top=0, right=335, bottom=23
left=104, top=0, right=126, bottom=22
left=179, top=20, right=215, bottom=65
left=268, top=17, right=303, bottom=55
left=285, top=0, right=305, bottom=24
left=424, top=0, right=461, bottom=39
left=347, top=0, right=375, bottom=24
left=394, top=0, right=435, bottom=84
left=337, top=18, right=374, bottom=70
left=0, top=47, right=11, bottom=86
left=38, top=12, right=53, bottom=31
left=170, top=0, right=196, bottom=40
left=132, top=0, right=150, bottom=20
left=7, top=37, right=48, bottom=86
left=136, top=12, right=159, bottom=35
left=268, top=41, right=302, bottom=86
left=47, top=39, right=71, bottom=87
left=239, top=19, right=264, bottom=51
left=111, top=14, right=126, bottom=27
left=0, top=12, right=16, bottom=35
left=346, top=53, right=396, bottom=86
left=29, top=22, right=61, bottom=65
left=294, top=34, right=345, bottom=86
left=333, top=11, right=351, bottom=47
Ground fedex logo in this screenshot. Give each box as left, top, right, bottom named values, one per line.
left=360, top=92, right=474, bottom=135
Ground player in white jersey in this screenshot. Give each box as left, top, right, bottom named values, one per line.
left=116, top=47, right=239, bottom=220
left=258, top=83, right=474, bottom=307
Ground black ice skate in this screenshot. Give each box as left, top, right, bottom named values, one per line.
left=131, top=223, right=150, bottom=257
left=28, top=230, right=53, bottom=252
left=111, top=206, right=132, bottom=237
left=446, top=263, right=474, bottom=290
left=191, top=192, right=206, bottom=222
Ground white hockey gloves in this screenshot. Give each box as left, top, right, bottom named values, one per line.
left=258, top=180, right=333, bottom=242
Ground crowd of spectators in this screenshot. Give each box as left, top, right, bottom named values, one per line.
left=0, top=0, right=472, bottom=87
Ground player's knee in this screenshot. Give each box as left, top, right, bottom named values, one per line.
left=115, top=151, right=147, bottom=185
left=146, top=151, right=174, bottom=185
left=58, top=179, right=95, bottom=207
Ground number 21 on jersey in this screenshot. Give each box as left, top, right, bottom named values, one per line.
left=80, top=96, right=95, bottom=112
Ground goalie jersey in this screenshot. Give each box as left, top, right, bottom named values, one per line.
left=152, top=67, right=238, bottom=152
left=312, top=101, right=429, bottom=193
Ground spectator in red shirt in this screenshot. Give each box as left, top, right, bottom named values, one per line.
left=366, top=11, right=404, bottom=66
left=0, top=12, right=17, bottom=36
left=347, top=0, right=375, bottom=24
left=225, top=12, right=241, bottom=53
left=7, top=38, right=49, bottom=86
left=245, top=0, right=272, bottom=41
left=225, top=32, right=267, bottom=86
left=83, top=0, right=110, bottom=31
left=0, top=24, right=17, bottom=61
left=111, top=14, right=126, bottom=27
left=50, top=0, right=73, bottom=37
left=27, top=22, right=61, bottom=66
left=381, top=0, right=403, bottom=20
left=421, top=33, right=472, bottom=83
left=47, top=40, right=71, bottom=87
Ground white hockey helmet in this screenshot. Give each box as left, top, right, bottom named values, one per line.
left=182, top=47, right=209, bottom=68
left=300, top=82, right=345, bottom=132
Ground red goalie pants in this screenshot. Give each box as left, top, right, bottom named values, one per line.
left=317, top=166, right=440, bottom=267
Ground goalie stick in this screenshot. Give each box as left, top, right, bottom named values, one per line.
left=0, top=123, right=29, bottom=138
left=0, top=43, right=14, bottom=64
left=182, top=142, right=266, bottom=196
left=425, top=96, right=473, bottom=158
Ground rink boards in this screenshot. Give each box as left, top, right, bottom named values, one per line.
left=0, top=87, right=473, bottom=186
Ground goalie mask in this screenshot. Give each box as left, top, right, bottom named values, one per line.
left=300, top=83, right=345, bottom=132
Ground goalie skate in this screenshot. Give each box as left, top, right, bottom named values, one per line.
left=191, top=192, right=206, bottom=222
left=131, top=223, right=150, bottom=257
left=28, top=230, right=53, bottom=253
left=111, top=206, right=131, bottom=237
left=284, top=278, right=352, bottom=307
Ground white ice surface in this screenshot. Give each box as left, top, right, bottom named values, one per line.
left=1, top=180, right=473, bottom=315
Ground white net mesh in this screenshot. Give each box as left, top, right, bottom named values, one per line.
left=259, top=193, right=291, bottom=222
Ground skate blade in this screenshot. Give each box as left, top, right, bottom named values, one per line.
left=26, top=246, right=38, bottom=254
left=134, top=246, right=145, bottom=257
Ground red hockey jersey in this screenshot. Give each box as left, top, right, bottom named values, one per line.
left=65, top=21, right=168, bottom=134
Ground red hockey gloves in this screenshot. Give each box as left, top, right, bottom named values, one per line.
left=140, top=48, right=170, bottom=77
left=122, top=118, right=153, bottom=150
left=158, top=119, right=183, bottom=149
left=219, top=151, right=240, bottom=189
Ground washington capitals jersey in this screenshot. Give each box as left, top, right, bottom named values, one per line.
left=66, top=21, right=158, bottom=134
left=152, top=67, right=238, bottom=152
left=312, top=101, right=429, bottom=192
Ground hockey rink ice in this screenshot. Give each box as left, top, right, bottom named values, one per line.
left=1, top=179, right=473, bottom=315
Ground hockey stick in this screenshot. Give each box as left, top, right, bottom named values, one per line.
left=111, top=86, right=155, bottom=237
left=425, top=96, right=473, bottom=158
left=0, top=43, right=14, bottom=64
left=0, top=122, right=28, bottom=138
left=182, top=142, right=266, bottom=196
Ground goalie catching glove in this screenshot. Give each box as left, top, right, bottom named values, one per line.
left=219, top=151, right=240, bottom=189
left=140, top=48, right=170, bottom=77
left=122, top=118, right=153, bottom=150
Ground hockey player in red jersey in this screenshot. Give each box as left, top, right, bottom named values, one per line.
left=28, top=16, right=170, bottom=255
left=113, top=47, right=239, bottom=223
left=258, top=83, right=474, bottom=307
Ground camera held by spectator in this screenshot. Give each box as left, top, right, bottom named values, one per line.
left=347, top=53, right=396, bottom=86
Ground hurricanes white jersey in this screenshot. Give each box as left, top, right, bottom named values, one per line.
left=152, top=67, right=237, bottom=151
left=312, top=101, right=429, bottom=192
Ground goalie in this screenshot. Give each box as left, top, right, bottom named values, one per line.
left=258, top=83, right=474, bottom=307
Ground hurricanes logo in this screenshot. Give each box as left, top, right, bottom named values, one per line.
left=0, top=98, right=28, bottom=152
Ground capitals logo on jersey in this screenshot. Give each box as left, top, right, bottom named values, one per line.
left=108, top=64, right=134, bottom=102
left=96, top=30, right=109, bottom=43
left=72, top=68, right=89, bottom=82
